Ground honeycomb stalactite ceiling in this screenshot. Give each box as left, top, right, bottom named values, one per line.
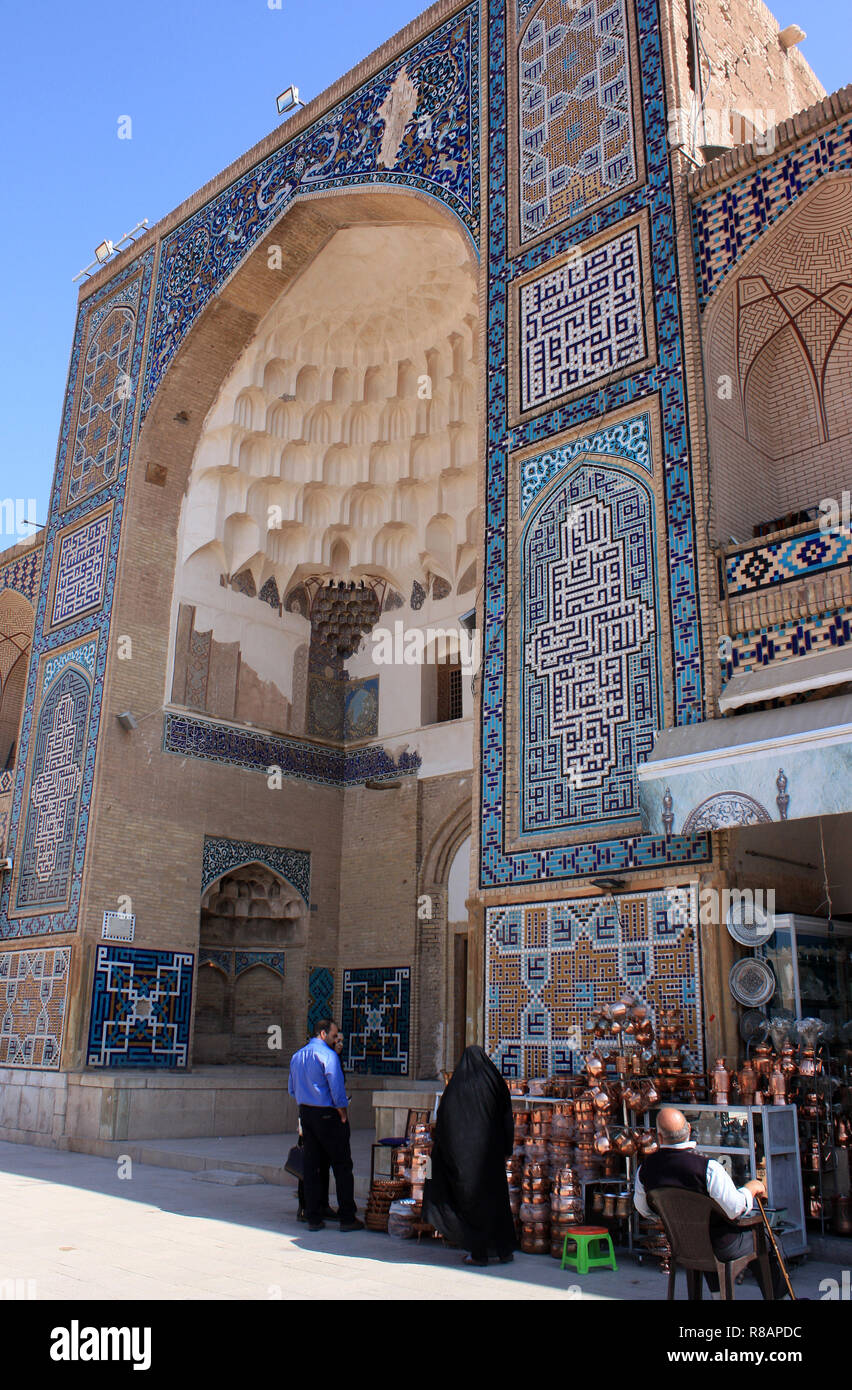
left=180, top=222, right=480, bottom=603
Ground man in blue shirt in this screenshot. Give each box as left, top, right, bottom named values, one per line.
left=288, top=1019, right=363, bottom=1232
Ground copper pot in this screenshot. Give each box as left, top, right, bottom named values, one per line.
left=616, top=1192, right=631, bottom=1219
left=591, top=1190, right=605, bottom=1215
left=613, top=1131, right=637, bottom=1156
left=623, top=1084, right=643, bottom=1112
left=603, top=1192, right=617, bottom=1219
left=642, top=1080, right=660, bottom=1107
left=593, top=1130, right=611, bottom=1155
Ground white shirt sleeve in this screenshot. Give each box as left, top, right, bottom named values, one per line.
left=633, top=1167, right=653, bottom=1219
left=706, top=1158, right=754, bottom=1220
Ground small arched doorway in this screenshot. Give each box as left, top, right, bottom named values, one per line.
left=194, top=862, right=306, bottom=1065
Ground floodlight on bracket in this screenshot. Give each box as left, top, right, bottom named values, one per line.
left=276, top=85, right=305, bottom=117
left=73, top=220, right=149, bottom=282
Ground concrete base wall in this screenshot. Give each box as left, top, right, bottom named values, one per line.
left=0, top=1067, right=427, bottom=1148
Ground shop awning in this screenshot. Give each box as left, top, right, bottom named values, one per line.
left=719, top=646, right=852, bottom=711
left=638, top=692, right=852, bottom=834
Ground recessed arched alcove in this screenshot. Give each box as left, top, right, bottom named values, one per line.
left=704, top=175, right=852, bottom=543
left=194, top=862, right=306, bottom=1065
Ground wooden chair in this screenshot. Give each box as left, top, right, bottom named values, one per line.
left=648, top=1188, right=774, bottom=1301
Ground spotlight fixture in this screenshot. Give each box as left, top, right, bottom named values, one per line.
left=591, top=876, right=625, bottom=894
left=0, top=857, right=12, bottom=873
left=459, top=608, right=477, bottom=634
left=72, top=219, right=149, bottom=282
left=365, top=780, right=402, bottom=791
left=276, top=85, right=305, bottom=116
left=116, top=711, right=138, bottom=731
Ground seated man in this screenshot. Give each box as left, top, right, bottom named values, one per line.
left=633, top=1105, right=784, bottom=1298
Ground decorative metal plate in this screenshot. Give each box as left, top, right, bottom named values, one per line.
left=726, top=898, right=775, bottom=947
left=729, top=957, right=776, bottom=1007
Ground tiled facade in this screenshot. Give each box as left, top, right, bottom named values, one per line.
left=486, top=893, right=703, bottom=1076
left=0, top=1, right=846, bottom=1099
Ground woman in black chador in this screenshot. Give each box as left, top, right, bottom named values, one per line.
left=423, top=1045, right=516, bottom=1266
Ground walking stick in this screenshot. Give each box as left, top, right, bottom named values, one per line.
left=755, top=1194, right=797, bottom=1301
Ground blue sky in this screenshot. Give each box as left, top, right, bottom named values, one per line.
left=0, top=0, right=849, bottom=535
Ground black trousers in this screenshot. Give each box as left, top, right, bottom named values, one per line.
left=707, top=1228, right=786, bottom=1298
left=299, top=1104, right=356, bottom=1224
left=297, top=1135, right=330, bottom=1214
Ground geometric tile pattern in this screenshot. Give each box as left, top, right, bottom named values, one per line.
left=307, top=965, right=335, bottom=1040
left=86, top=944, right=194, bottom=1068
left=0, top=548, right=41, bottom=604
left=201, top=835, right=311, bottom=905
left=520, top=0, right=637, bottom=241
left=520, top=226, right=645, bottom=410
left=481, top=0, right=708, bottom=887
left=51, top=512, right=112, bottom=626
left=164, top=711, right=421, bottom=788
left=341, top=966, right=410, bottom=1076
left=0, top=947, right=70, bottom=1068
left=723, top=526, right=852, bottom=597
left=725, top=606, right=852, bottom=681
left=141, top=5, right=480, bottom=414
left=521, top=410, right=652, bottom=512
left=485, top=893, right=703, bottom=1077
left=234, top=951, right=285, bottom=978
left=0, top=248, right=154, bottom=941
left=522, top=464, right=659, bottom=834
left=692, top=113, right=852, bottom=308
left=14, top=657, right=92, bottom=913
left=66, top=304, right=136, bottom=508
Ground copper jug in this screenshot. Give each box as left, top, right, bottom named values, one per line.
left=642, top=1079, right=660, bottom=1107
left=769, top=1064, right=787, bottom=1104
left=712, top=1057, right=731, bottom=1103
left=738, top=1060, right=757, bottom=1105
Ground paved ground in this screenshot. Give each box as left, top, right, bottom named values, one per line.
left=0, top=1139, right=844, bottom=1301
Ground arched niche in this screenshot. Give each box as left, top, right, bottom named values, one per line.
left=0, top=588, right=34, bottom=771
left=139, top=187, right=479, bottom=746
left=703, top=174, right=852, bottom=543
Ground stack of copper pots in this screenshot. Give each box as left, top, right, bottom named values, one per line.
left=573, top=1092, right=599, bottom=1180
left=550, top=1164, right=584, bottom=1258
left=529, top=1106, right=552, bottom=1143
left=409, top=1123, right=432, bottom=1211
left=513, top=1109, right=530, bottom=1144
left=519, top=1159, right=551, bottom=1254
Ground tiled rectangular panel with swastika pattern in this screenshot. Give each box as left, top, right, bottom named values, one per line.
left=341, top=966, right=410, bottom=1075
left=87, top=945, right=195, bottom=1068
left=519, top=226, right=646, bottom=411
left=486, top=893, right=702, bottom=1077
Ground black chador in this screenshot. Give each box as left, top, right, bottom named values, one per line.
left=423, top=1045, right=516, bottom=1262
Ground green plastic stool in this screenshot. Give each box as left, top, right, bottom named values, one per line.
left=560, top=1225, right=618, bottom=1275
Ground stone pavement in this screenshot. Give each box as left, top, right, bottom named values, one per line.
left=0, top=1140, right=844, bottom=1301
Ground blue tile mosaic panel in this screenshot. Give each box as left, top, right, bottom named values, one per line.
left=522, top=462, right=660, bottom=836
left=307, top=965, right=335, bottom=1039
left=66, top=302, right=136, bottom=507
left=201, top=836, right=311, bottom=905
left=87, top=945, right=194, bottom=1069
left=14, top=644, right=96, bottom=914
left=51, top=511, right=112, bottom=627
left=0, top=549, right=41, bottom=604
left=0, top=946, right=70, bottom=1068
left=341, top=966, right=410, bottom=1076
left=519, top=0, right=637, bottom=240
left=519, top=225, right=646, bottom=410
left=723, top=527, right=852, bottom=597
left=0, top=250, right=154, bottom=941
left=692, top=114, right=852, bottom=308
left=142, top=4, right=480, bottom=413
left=164, top=711, right=420, bottom=787
left=481, top=0, right=709, bottom=888
left=486, top=893, right=703, bottom=1076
